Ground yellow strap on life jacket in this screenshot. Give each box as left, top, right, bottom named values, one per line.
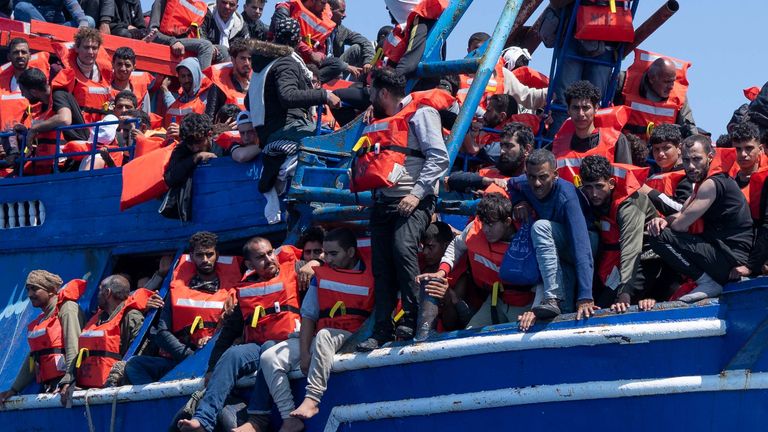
left=609, top=0, right=617, bottom=13
left=646, top=121, right=655, bottom=138
left=573, top=174, right=583, bottom=188
left=190, top=316, right=204, bottom=334
left=190, top=22, right=201, bottom=38
left=371, top=47, right=383, bottom=66
left=75, top=348, right=90, bottom=368
left=29, top=356, right=35, bottom=373
left=250, top=305, right=266, bottom=328
left=26, top=105, right=32, bottom=115
left=492, top=282, right=501, bottom=307
left=393, top=309, right=405, bottom=323
left=329, top=301, right=346, bottom=318
left=352, top=135, right=370, bottom=153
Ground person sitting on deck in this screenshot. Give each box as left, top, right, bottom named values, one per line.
left=163, top=58, right=212, bottom=128
left=124, top=232, right=239, bottom=385
left=13, top=0, right=95, bottom=28
left=462, top=94, right=538, bottom=160
left=147, top=0, right=216, bottom=69
left=110, top=47, right=154, bottom=115
left=647, top=135, right=754, bottom=302
left=199, top=0, right=251, bottom=62
left=205, top=40, right=252, bottom=120
left=636, top=124, right=693, bottom=217
left=0, top=38, right=51, bottom=132
left=0, top=271, right=84, bottom=404
left=271, top=0, right=336, bottom=71
left=512, top=149, right=598, bottom=331
left=97, top=0, right=147, bottom=38
left=177, top=237, right=302, bottom=432
left=326, top=0, right=375, bottom=79
left=730, top=122, right=767, bottom=190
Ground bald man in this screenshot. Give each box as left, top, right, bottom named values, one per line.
left=615, top=53, right=697, bottom=139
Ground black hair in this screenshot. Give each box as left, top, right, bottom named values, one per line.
left=564, top=80, right=600, bottom=106
left=113, top=46, right=136, bottom=63
left=328, top=0, right=343, bottom=9
left=730, top=121, right=761, bottom=145
left=189, top=231, right=218, bottom=253
left=7, top=37, right=28, bottom=52
left=500, top=122, right=534, bottom=148
left=625, top=133, right=649, bottom=167
left=371, top=67, right=406, bottom=98
left=18, top=67, right=47, bottom=92
left=296, top=226, right=326, bottom=249
left=306, top=62, right=321, bottom=79
left=324, top=227, right=358, bottom=251
left=127, top=109, right=150, bottom=130
left=180, top=113, right=213, bottom=142
left=681, top=134, right=713, bottom=155
left=438, top=74, right=460, bottom=96
left=715, top=133, right=732, bottom=148
left=216, top=104, right=242, bottom=123
left=486, top=94, right=518, bottom=117
left=477, top=192, right=513, bottom=225
left=467, top=32, right=490, bottom=51
left=228, top=38, right=251, bottom=59
left=526, top=148, right=556, bottom=170
left=649, top=123, right=682, bottom=146
left=377, top=25, right=394, bottom=46
left=422, top=221, right=454, bottom=244
left=114, top=89, right=138, bottom=108
left=580, top=155, right=613, bottom=182
left=244, top=0, right=265, bottom=5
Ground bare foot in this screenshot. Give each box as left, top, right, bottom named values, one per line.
left=278, top=417, right=304, bottom=432
left=290, top=398, right=319, bottom=420
left=178, top=418, right=206, bottom=432
left=231, top=422, right=258, bottom=432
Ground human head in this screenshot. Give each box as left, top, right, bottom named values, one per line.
left=127, top=109, right=150, bottom=133
left=25, top=270, right=63, bottom=309
left=242, top=237, right=280, bottom=280
left=113, top=90, right=137, bottom=116
left=467, top=32, right=490, bottom=53
left=216, top=104, right=242, bottom=124
left=303, top=0, right=328, bottom=17
left=306, top=63, right=321, bottom=88
left=477, top=192, right=514, bottom=244
left=647, top=57, right=677, bottom=99
left=730, top=121, right=763, bottom=173
left=497, top=122, right=533, bottom=176
left=74, top=27, right=102, bottom=67
left=176, top=57, right=203, bottom=96
left=229, top=39, right=252, bottom=79
left=97, top=275, right=130, bottom=311
left=273, top=18, right=302, bottom=48
left=525, top=149, right=558, bottom=200
left=322, top=227, right=358, bottom=269
left=420, top=222, right=454, bottom=267
left=501, top=46, right=531, bottom=71
left=297, top=225, right=326, bottom=261
left=328, top=0, right=346, bottom=25
left=18, top=67, right=49, bottom=104
left=7, top=38, right=30, bottom=73
left=236, top=111, right=258, bottom=146
left=376, top=26, right=394, bottom=47
left=112, top=47, right=136, bottom=83
left=483, top=94, right=517, bottom=128
left=626, top=133, right=648, bottom=167
left=180, top=113, right=213, bottom=153
left=189, top=231, right=219, bottom=276
left=177, top=66, right=195, bottom=95
left=244, top=0, right=266, bottom=21
left=438, top=74, right=460, bottom=96
left=370, top=68, right=406, bottom=118
left=649, top=123, right=682, bottom=171
left=716, top=133, right=732, bottom=149
left=217, top=0, right=239, bottom=21
left=681, top=135, right=715, bottom=183
left=564, top=80, right=600, bottom=133
left=579, top=155, right=615, bottom=208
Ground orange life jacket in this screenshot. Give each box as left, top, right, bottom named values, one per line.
left=511, top=66, right=549, bottom=89
left=23, top=96, right=61, bottom=175
left=119, top=143, right=175, bottom=210
left=465, top=220, right=534, bottom=307
left=595, top=164, right=649, bottom=289
left=236, top=249, right=301, bottom=345
left=159, top=0, right=208, bottom=38
left=215, top=130, right=240, bottom=151
left=457, top=60, right=506, bottom=109
left=75, top=288, right=152, bottom=389
left=164, top=77, right=212, bottom=127
left=322, top=79, right=355, bottom=92
left=51, top=43, right=113, bottom=124
left=621, top=49, right=690, bottom=139
left=574, top=2, right=635, bottom=43
left=284, top=0, right=336, bottom=53
left=351, top=89, right=456, bottom=192
left=27, top=279, right=87, bottom=384
left=476, top=113, right=541, bottom=150
left=169, top=255, right=242, bottom=346
left=60, top=140, right=125, bottom=167
left=0, top=52, right=50, bottom=130
left=315, top=253, right=374, bottom=333
left=134, top=134, right=168, bottom=158
left=111, top=71, right=154, bottom=109
left=205, top=63, right=246, bottom=110
left=745, top=86, right=761, bottom=101
left=748, top=169, right=768, bottom=221
left=381, top=0, right=447, bottom=65
left=645, top=169, right=686, bottom=196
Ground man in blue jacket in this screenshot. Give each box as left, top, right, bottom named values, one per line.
left=508, top=149, right=598, bottom=331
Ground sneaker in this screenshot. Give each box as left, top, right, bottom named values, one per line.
left=532, top=298, right=561, bottom=319
left=356, top=337, right=383, bottom=352
left=395, top=325, right=415, bottom=340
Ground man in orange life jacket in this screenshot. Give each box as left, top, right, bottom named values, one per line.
left=636, top=124, right=694, bottom=217
left=178, top=237, right=301, bottom=432
left=355, top=68, right=452, bottom=352
left=578, top=155, right=658, bottom=311
left=464, top=94, right=538, bottom=160
left=554, top=80, right=633, bottom=165
left=0, top=38, right=50, bottom=131
left=0, top=271, right=84, bottom=404
left=647, top=135, right=754, bottom=302
left=147, top=0, right=216, bottom=69
left=205, top=39, right=252, bottom=120
left=246, top=228, right=373, bottom=432
left=614, top=52, right=697, bottom=139
left=730, top=122, right=766, bottom=191
left=110, top=47, right=154, bottom=115
left=124, top=232, right=235, bottom=385
left=163, top=58, right=211, bottom=128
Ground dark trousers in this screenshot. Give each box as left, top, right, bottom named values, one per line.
left=370, top=195, right=436, bottom=339
left=648, top=228, right=736, bottom=286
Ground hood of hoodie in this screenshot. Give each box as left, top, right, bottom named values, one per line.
left=176, top=57, right=203, bottom=97
left=250, top=40, right=294, bottom=73
left=384, top=0, right=420, bottom=25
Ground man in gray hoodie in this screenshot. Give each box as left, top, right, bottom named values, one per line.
left=162, top=58, right=211, bottom=130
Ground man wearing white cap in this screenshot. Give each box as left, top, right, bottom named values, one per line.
left=231, top=111, right=262, bottom=163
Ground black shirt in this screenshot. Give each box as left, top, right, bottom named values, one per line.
left=703, top=173, right=754, bottom=261
left=163, top=143, right=198, bottom=188
left=51, top=90, right=89, bottom=141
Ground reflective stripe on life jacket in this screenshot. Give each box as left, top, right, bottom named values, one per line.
left=315, top=255, right=374, bottom=333
left=0, top=52, right=50, bottom=130
left=51, top=43, right=113, bottom=123
left=457, top=60, right=506, bottom=109
left=27, top=279, right=86, bottom=384
left=381, top=0, right=447, bottom=65
left=111, top=71, right=153, bottom=109
left=164, top=77, right=212, bottom=127
left=621, top=49, right=691, bottom=139
left=351, top=89, right=456, bottom=192
left=205, top=63, right=247, bottom=110
left=237, top=249, right=301, bottom=345
left=284, top=0, right=336, bottom=52
left=159, top=0, right=208, bottom=37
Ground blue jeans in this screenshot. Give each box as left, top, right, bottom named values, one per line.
left=246, top=371, right=273, bottom=416
left=13, top=2, right=95, bottom=27
left=124, top=355, right=177, bottom=385
left=531, top=220, right=598, bottom=312
left=193, top=343, right=263, bottom=432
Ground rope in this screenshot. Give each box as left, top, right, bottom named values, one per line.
left=84, top=390, right=96, bottom=432
left=110, top=389, right=119, bottom=432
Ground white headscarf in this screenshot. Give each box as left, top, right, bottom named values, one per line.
left=384, top=0, right=420, bottom=25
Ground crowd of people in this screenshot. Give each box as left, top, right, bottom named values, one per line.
left=2, top=0, right=768, bottom=431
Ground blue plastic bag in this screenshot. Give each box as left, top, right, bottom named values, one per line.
left=500, top=222, right=541, bottom=285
